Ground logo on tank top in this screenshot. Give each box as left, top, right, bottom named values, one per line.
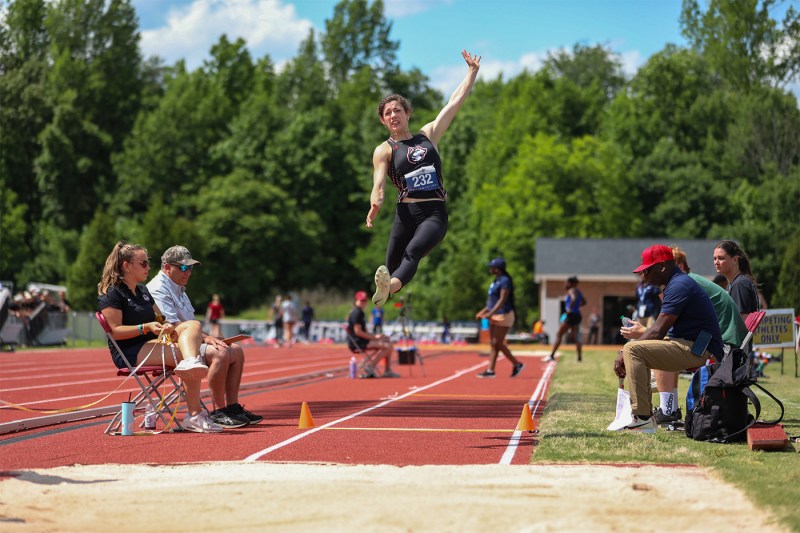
left=407, top=145, right=427, bottom=163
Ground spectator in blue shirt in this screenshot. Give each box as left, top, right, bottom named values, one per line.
left=475, top=258, right=524, bottom=378
left=371, top=306, right=384, bottom=334
left=635, top=280, right=661, bottom=327
left=615, top=245, right=723, bottom=434
left=301, top=302, right=314, bottom=342
left=547, top=276, right=586, bottom=362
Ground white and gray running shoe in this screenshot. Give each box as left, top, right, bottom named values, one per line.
left=372, top=265, right=391, bottom=308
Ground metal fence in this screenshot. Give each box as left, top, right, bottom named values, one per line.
left=2, top=312, right=481, bottom=348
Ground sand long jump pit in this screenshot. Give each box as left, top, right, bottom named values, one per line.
left=0, top=462, right=786, bottom=532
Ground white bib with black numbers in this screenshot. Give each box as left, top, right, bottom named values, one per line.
left=403, top=165, right=439, bottom=192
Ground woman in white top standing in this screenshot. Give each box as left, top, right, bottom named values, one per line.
left=281, top=294, right=298, bottom=347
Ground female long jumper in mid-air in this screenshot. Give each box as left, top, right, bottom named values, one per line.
left=366, top=49, right=481, bottom=307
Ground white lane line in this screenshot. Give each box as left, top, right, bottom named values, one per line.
left=498, top=359, right=556, bottom=465
left=243, top=362, right=488, bottom=462
left=0, top=359, right=344, bottom=393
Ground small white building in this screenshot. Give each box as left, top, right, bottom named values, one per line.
left=535, top=238, right=722, bottom=345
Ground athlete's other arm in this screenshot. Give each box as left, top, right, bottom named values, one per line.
left=366, top=142, right=391, bottom=228
left=420, top=50, right=480, bottom=145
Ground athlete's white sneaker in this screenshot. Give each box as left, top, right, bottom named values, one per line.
left=181, top=410, right=224, bottom=433
left=174, top=356, right=208, bottom=381
left=372, top=265, right=391, bottom=308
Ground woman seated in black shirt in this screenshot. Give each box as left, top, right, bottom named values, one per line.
left=97, top=241, right=222, bottom=433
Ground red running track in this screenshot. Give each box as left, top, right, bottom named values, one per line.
left=0, top=344, right=555, bottom=470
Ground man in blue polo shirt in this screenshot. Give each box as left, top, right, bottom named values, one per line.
left=614, top=245, right=723, bottom=433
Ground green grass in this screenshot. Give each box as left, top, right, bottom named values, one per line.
left=533, top=349, right=800, bottom=531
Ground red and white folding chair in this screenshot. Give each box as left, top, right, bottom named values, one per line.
left=96, top=312, right=186, bottom=433
left=741, top=310, right=766, bottom=350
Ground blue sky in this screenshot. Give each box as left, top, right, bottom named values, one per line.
left=133, top=0, right=689, bottom=95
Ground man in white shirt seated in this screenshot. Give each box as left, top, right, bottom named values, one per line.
left=147, top=245, right=262, bottom=428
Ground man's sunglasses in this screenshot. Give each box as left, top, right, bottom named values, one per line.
left=170, top=263, right=193, bottom=272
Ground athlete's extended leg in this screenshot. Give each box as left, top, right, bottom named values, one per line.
left=548, top=322, right=569, bottom=361
left=494, top=324, right=524, bottom=376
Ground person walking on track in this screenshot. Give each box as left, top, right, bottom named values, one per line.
left=547, top=276, right=586, bottom=362
left=366, top=49, right=481, bottom=308
left=475, top=258, right=524, bottom=378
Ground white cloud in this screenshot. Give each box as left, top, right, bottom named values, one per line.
left=619, top=50, right=643, bottom=78
left=384, top=0, right=454, bottom=19
left=430, top=46, right=647, bottom=97
left=429, top=51, right=548, bottom=96
left=139, top=0, right=313, bottom=69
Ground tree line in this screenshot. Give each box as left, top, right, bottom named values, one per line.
left=2, top=0, right=799, bottom=324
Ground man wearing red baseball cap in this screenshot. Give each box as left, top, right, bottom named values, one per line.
left=614, top=245, right=723, bottom=433
left=346, top=291, right=399, bottom=378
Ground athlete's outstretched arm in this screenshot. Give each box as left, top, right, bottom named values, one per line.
left=421, top=50, right=481, bottom=145
left=366, top=143, right=390, bottom=228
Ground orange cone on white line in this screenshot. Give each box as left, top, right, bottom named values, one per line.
left=516, top=403, right=535, bottom=432
left=298, top=402, right=315, bottom=429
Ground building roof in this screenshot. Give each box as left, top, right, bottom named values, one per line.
left=535, top=238, right=723, bottom=281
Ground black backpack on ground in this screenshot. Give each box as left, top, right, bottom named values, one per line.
left=685, top=346, right=784, bottom=443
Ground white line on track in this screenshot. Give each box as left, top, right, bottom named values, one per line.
left=498, top=359, right=556, bottom=465
left=0, top=359, right=346, bottom=393
left=243, top=361, right=488, bottom=462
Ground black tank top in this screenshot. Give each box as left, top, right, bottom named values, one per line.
left=386, top=133, right=447, bottom=202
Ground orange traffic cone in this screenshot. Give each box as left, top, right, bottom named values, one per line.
left=516, top=403, right=535, bottom=432
left=298, top=402, right=315, bottom=429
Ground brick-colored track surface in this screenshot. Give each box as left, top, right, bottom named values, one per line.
left=0, top=344, right=554, bottom=469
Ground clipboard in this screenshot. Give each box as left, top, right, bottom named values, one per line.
left=222, top=334, right=252, bottom=345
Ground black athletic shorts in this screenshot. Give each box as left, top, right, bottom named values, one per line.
left=565, top=312, right=582, bottom=326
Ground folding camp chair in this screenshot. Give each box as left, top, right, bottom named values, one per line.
left=682, top=310, right=767, bottom=376
left=96, top=312, right=186, bottom=433
left=741, top=310, right=766, bottom=351
left=342, top=324, right=383, bottom=378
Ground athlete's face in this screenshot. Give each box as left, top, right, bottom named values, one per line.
left=380, top=100, right=410, bottom=132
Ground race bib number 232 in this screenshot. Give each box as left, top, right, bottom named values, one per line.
left=404, top=165, right=439, bottom=192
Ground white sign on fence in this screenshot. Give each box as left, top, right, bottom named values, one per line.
left=753, top=308, right=796, bottom=349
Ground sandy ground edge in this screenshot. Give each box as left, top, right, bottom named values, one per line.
left=0, top=462, right=789, bottom=532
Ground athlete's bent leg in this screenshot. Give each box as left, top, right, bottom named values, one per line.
left=390, top=203, right=448, bottom=287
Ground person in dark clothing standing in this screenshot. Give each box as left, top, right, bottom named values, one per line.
left=548, top=276, right=586, bottom=362
left=301, top=301, right=314, bottom=342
